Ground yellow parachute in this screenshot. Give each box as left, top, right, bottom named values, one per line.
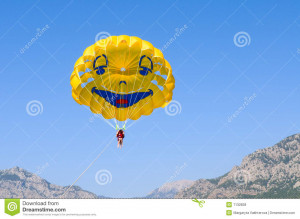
left=70, top=35, right=175, bottom=122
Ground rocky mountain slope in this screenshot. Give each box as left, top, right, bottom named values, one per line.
left=0, top=167, right=98, bottom=198
left=176, top=134, right=300, bottom=198
left=145, top=180, right=194, bottom=198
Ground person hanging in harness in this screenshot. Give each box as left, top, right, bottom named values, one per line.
left=116, top=129, right=125, bottom=148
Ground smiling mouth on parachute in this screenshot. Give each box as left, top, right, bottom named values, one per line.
left=91, top=87, right=153, bottom=108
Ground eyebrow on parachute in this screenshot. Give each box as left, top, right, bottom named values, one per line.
left=93, top=54, right=108, bottom=68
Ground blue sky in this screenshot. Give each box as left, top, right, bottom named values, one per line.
left=0, top=0, right=300, bottom=198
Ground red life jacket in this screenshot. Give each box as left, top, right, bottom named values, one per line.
left=117, top=131, right=124, bottom=138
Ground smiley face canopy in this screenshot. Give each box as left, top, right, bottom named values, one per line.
left=70, top=35, right=175, bottom=121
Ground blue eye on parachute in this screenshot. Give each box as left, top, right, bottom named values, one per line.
left=95, top=66, right=106, bottom=75
left=139, top=67, right=152, bottom=76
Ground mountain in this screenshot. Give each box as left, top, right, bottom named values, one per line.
left=0, top=166, right=98, bottom=198
left=2, top=133, right=299, bottom=199
left=176, top=133, right=300, bottom=198
left=145, top=180, right=194, bottom=198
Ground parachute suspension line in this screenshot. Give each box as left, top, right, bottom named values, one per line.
left=113, top=39, right=125, bottom=130
left=122, top=37, right=132, bottom=130
left=127, top=63, right=166, bottom=121
left=127, top=57, right=153, bottom=119
left=125, top=115, right=145, bottom=130
left=77, top=81, right=115, bottom=129
left=103, top=41, right=119, bottom=122
left=89, top=39, right=115, bottom=122
left=129, top=78, right=166, bottom=121
left=85, top=84, right=115, bottom=127
left=113, top=45, right=122, bottom=129
left=124, top=46, right=144, bottom=123
left=88, top=73, right=116, bottom=129
left=87, top=50, right=116, bottom=123
left=93, top=111, right=115, bottom=129
left=127, top=48, right=162, bottom=120
left=116, top=123, right=126, bottom=130
left=76, top=54, right=116, bottom=127
left=60, top=135, right=115, bottom=198
left=127, top=61, right=154, bottom=120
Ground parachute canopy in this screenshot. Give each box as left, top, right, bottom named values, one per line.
left=70, top=35, right=175, bottom=121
